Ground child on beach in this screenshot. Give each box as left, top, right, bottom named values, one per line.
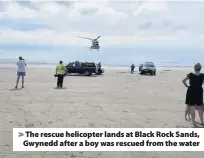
left=182, top=63, right=204, bottom=125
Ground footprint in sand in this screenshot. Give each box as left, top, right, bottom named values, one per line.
left=25, top=123, right=34, bottom=127
left=89, top=123, right=94, bottom=127
left=71, top=153, right=76, bottom=158
left=176, top=125, right=188, bottom=128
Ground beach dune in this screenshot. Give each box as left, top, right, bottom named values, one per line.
left=0, top=66, right=203, bottom=158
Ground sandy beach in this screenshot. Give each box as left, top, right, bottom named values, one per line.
left=0, top=65, right=203, bottom=158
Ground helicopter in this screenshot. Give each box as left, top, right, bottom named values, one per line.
left=78, top=36, right=101, bottom=51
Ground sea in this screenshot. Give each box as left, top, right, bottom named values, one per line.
left=0, top=48, right=203, bottom=71
left=0, top=58, right=194, bottom=71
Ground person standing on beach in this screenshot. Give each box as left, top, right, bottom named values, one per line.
left=182, top=63, right=204, bottom=125
left=15, top=56, right=27, bottom=88
left=131, top=64, right=135, bottom=73
left=55, top=61, right=67, bottom=88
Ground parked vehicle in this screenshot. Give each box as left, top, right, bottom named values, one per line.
left=65, top=61, right=104, bottom=76
left=140, top=62, right=156, bottom=75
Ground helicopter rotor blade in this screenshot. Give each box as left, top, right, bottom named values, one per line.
left=95, top=36, right=100, bottom=40
left=78, top=36, right=93, bottom=40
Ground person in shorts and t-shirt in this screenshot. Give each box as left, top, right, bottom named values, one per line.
left=15, top=56, right=27, bottom=88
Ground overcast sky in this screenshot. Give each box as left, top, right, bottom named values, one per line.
left=0, top=0, right=204, bottom=65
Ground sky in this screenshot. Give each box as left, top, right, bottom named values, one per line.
left=0, top=0, right=204, bottom=66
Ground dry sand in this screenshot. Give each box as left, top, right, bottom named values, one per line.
left=0, top=66, right=203, bottom=158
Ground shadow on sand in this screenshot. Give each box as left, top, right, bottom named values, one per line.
left=66, top=74, right=98, bottom=77
left=176, top=120, right=204, bottom=128
left=53, top=87, right=67, bottom=90
left=186, top=120, right=204, bottom=128
left=193, top=121, right=204, bottom=128
left=10, top=88, right=23, bottom=91
left=139, top=74, right=156, bottom=76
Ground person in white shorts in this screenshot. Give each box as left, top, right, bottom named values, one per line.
left=15, top=56, right=27, bottom=88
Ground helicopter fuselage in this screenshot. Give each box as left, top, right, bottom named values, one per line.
left=90, top=41, right=100, bottom=51
left=90, top=45, right=100, bottom=51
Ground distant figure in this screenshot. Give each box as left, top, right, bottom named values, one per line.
left=139, top=64, right=143, bottom=72
left=98, top=62, right=101, bottom=68
left=75, top=61, right=80, bottom=67
left=55, top=61, right=67, bottom=88
left=98, top=62, right=102, bottom=74
left=182, top=63, right=204, bottom=125
left=131, top=64, right=135, bottom=73
left=15, top=56, right=27, bottom=88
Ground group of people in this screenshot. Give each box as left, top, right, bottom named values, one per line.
left=15, top=58, right=102, bottom=88
left=15, top=57, right=67, bottom=88
left=15, top=57, right=204, bottom=126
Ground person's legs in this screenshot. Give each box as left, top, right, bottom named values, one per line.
left=190, top=106, right=196, bottom=124
left=61, top=75, right=64, bottom=87
left=15, top=72, right=20, bottom=88
left=185, top=105, right=191, bottom=120
left=188, top=109, right=191, bottom=120
left=59, top=75, right=63, bottom=87
left=22, top=76, right=24, bottom=88
left=58, top=75, right=62, bottom=87
left=197, top=105, right=204, bottom=124
left=57, top=75, right=60, bottom=87
left=15, top=76, right=20, bottom=88
left=21, top=72, right=26, bottom=88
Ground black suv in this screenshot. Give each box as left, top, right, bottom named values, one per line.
left=140, top=62, right=156, bottom=75
left=65, top=61, right=103, bottom=76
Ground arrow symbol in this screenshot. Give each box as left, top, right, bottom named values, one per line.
left=18, top=132, right=24, bottom=137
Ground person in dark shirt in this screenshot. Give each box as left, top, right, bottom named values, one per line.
left=97, top=62, right=102, bottom=74
left=98, top=62, right=101, bottom=68
left=182, top=63, right=204, bottom=125
left=131, top=64, right=135, bottom=74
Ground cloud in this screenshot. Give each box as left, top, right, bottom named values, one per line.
left=138, top=22, right=152, bottom=29
left=0, top=19, right=51, bottom=31
left=133, top=0, right=169, bottom=16
left=0, top=0, right=204, bottom=48
left=79, top=7, right=99, bottom=16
